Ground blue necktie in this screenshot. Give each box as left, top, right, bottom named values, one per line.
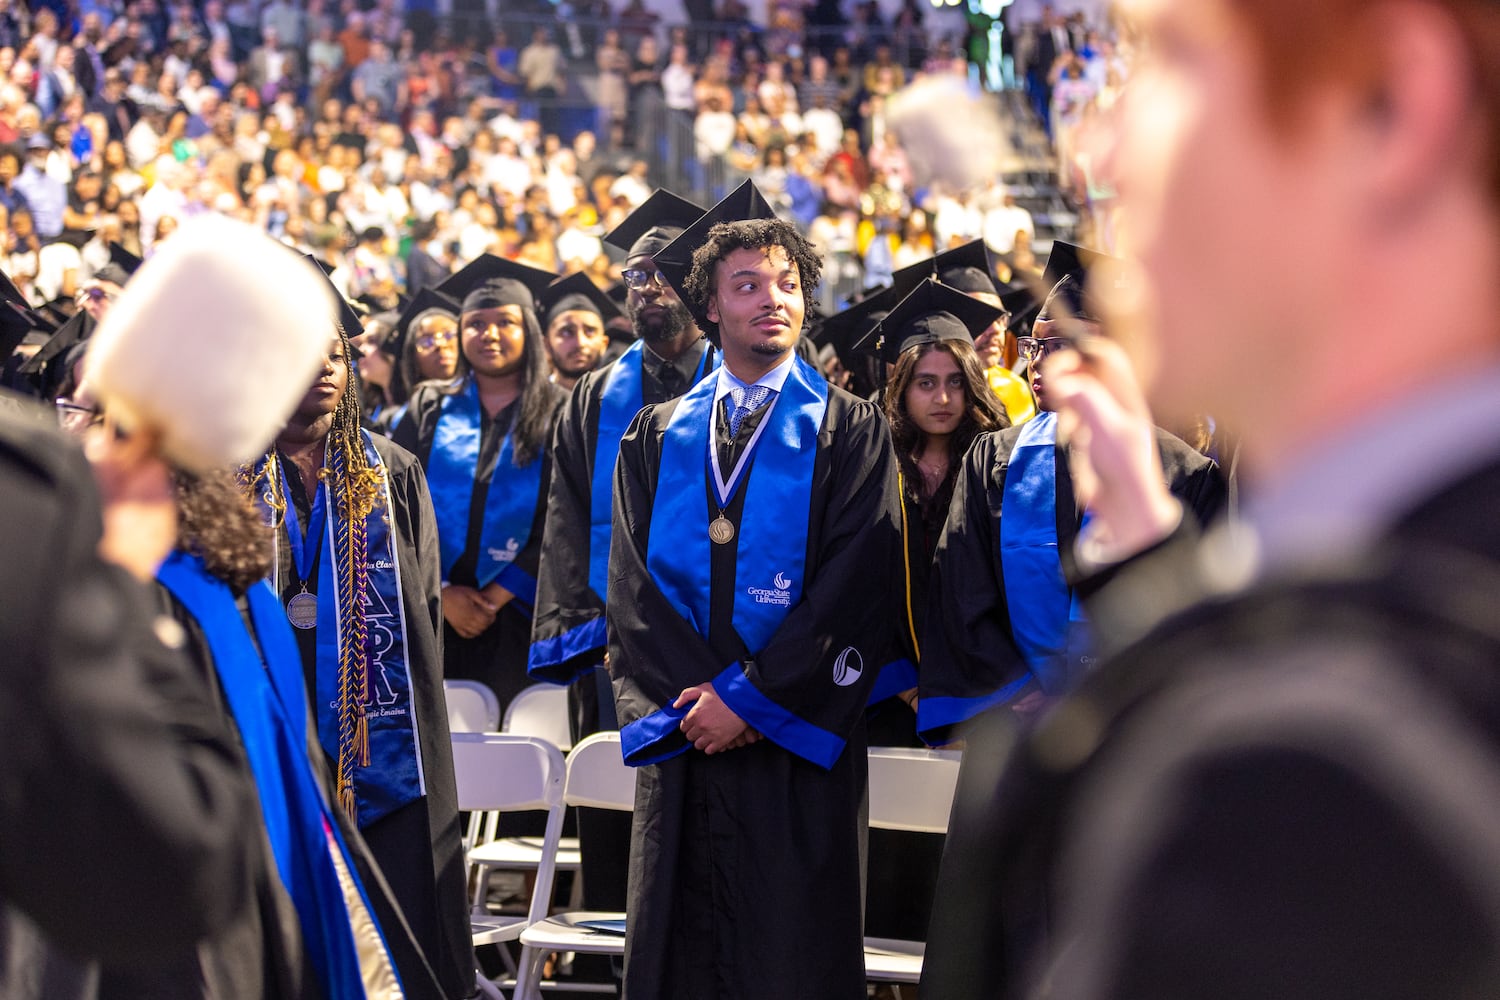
left=729, top=384, right=773, bottom=437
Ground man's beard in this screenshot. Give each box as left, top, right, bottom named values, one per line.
left=554, top=355, right=596, bottom=379
left=750, top=340, right=791, bottom=357
left=631, top=300, right=691, bottom=343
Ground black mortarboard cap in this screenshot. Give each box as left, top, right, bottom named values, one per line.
left=0, top=268, right=26, bottom=310
left=436, top=253, right=556, bottom=316
left=301, top=253, right=365, bottom=338
left=656, top=179, right=778, bottom=338
left=92, top=242, right=144, bottom=288
left=0, top=294, right=39, bottom=361
left=390, top=286, right=461, bottom=359
left=305, top=254, right=336, bottom=276
left=816, top=287, right=895, bottom=370
left=892, top=239, right=998, bottom=298
left=1037, top=241, right=1122, bottom=324
left=19, top=310, right=91, bottom=398
left=537, top=271, right=623, bottom=328
left=603, top=189, right=705, bottom=261
left=858, top=278, right=1005, bottom=365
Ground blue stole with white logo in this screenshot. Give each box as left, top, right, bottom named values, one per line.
left=997, top=411, right=1091, bottom=693
left=646, top=356, right=827, bottom=655
left=156, top=552, right=398, bottom=998
left=588, top=340, right=714, bottom=601
left=427, top=375, right=545, bottom=597
left=254, top=431, right=424, bottom=827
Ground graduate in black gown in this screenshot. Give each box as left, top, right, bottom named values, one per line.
left=918, top=244, right=1226, bottom=1000
left=607, top=188, right=902, bottom=999
left=245, top=320, right=473, bottom=1000
left=0, top=407, right=257, bottom=990
left=392, top=255, right=565, bottom=715
left=858, top=278, right=1012, bottom=943
left=528, top=190, right=709, bottom=723
left=149, top=468, right=409, bottom=1000
left=528, top=192, right=710, bottom=923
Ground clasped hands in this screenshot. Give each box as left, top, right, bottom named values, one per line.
left=442, top=581, right=516, bottom=638
left=674, top=683, right=761, bottom=755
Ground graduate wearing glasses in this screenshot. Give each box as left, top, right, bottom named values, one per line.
left=527, top=190, right=713, bottom=931
left=916, top=242, right=1227, bottom=746
left=917, top=243, right=1226, bottom=1000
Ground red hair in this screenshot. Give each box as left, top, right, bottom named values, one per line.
left=1230, top=0, right=1500, bottom=201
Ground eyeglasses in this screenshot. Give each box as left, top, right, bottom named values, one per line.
left=1016, top=336, right=1075, bottom=362
left=621, top=268, right=667, bottom=290
left=55, top=398, right=101, bottom=432
left=415, top=330, right=456, bottom=350
left=76, top=286, right=114, bottom=305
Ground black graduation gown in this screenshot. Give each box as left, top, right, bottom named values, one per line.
left=919, top=423, right=1225, bottom=1000
left=99, top=587, right=329, bottom=1000
left=393, top=378, right=563, bottom=715
left=863, top=487, right=949, bottom=943
left=918, top=423, right=1227, bottom=742
left=607, top=385, right=902, bottom=1000
left=272, top=434, right=472, bottom=1000
left=0, top=404, right=256, bottom=966
left=530, top=341, right=713, bottom=693
left=530, top=341, right=712, bottom=915
left=925, top=456, right=1500, bottom=1000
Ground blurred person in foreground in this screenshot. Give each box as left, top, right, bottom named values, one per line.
left=0, top=407, right=256, bottom=992
left=924, top=0, right=1500, bottom=998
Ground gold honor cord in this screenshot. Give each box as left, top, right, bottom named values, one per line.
left=897, top=471, right=920, bottom=662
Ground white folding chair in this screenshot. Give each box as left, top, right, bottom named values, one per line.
left=513, top=732, right=637, bottom=1000
left=863, top=746, right=962, bottom=988
left=445, top=679, right=501, bottom=733
left=502, top=682, right=574, bottom=751
left=472, top=684, right=586, bottom=901
left=449, top=733, right=567, bottom=994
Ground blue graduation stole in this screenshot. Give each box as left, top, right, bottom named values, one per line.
left=588, top=341, right=714, bottom=601
left=618, top=357, right=830, bottom=767
left=253, top=432, right=424, bottom=827
left=998, top=411, right=1092, bottom=693
left=427, top=375, right=545, bottom=598
left=156, top=552, right=398, bottom=999
left=646, top=356, right=827, bottom=654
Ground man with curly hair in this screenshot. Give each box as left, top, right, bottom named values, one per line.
left=606, top=186, right=903, bottom=998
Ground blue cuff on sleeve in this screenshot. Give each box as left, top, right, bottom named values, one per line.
left=866, top=658, right=919, bottom=708
left=916, top=672, right=1035, bottom=743
left=619, top=704, right=691, bottom=767
left=527, top=616, right=608, bottom=683
left=712, top=663, right=846, bottom=770
left=495, top=564, right=538, bottom=609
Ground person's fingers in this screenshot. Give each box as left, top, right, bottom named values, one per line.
left=1059, top=335, right=1153, bottom=422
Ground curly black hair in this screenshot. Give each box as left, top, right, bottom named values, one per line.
left=173, top=467, right=273, bottom=595
left=682, top=218, right=823, bottom=338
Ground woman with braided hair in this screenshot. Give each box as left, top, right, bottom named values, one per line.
left=244, top=320, right=475, bottom=1000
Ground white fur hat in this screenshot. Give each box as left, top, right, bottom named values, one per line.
left=84, top=215, right=338, bottom=470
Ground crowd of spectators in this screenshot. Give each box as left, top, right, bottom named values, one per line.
left=0, top=0, right=1115, bottom=318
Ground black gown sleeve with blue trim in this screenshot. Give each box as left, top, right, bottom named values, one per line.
left=604, top=385, right=901, bottom=1000
left=528, top=366, right=607, bottom=685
